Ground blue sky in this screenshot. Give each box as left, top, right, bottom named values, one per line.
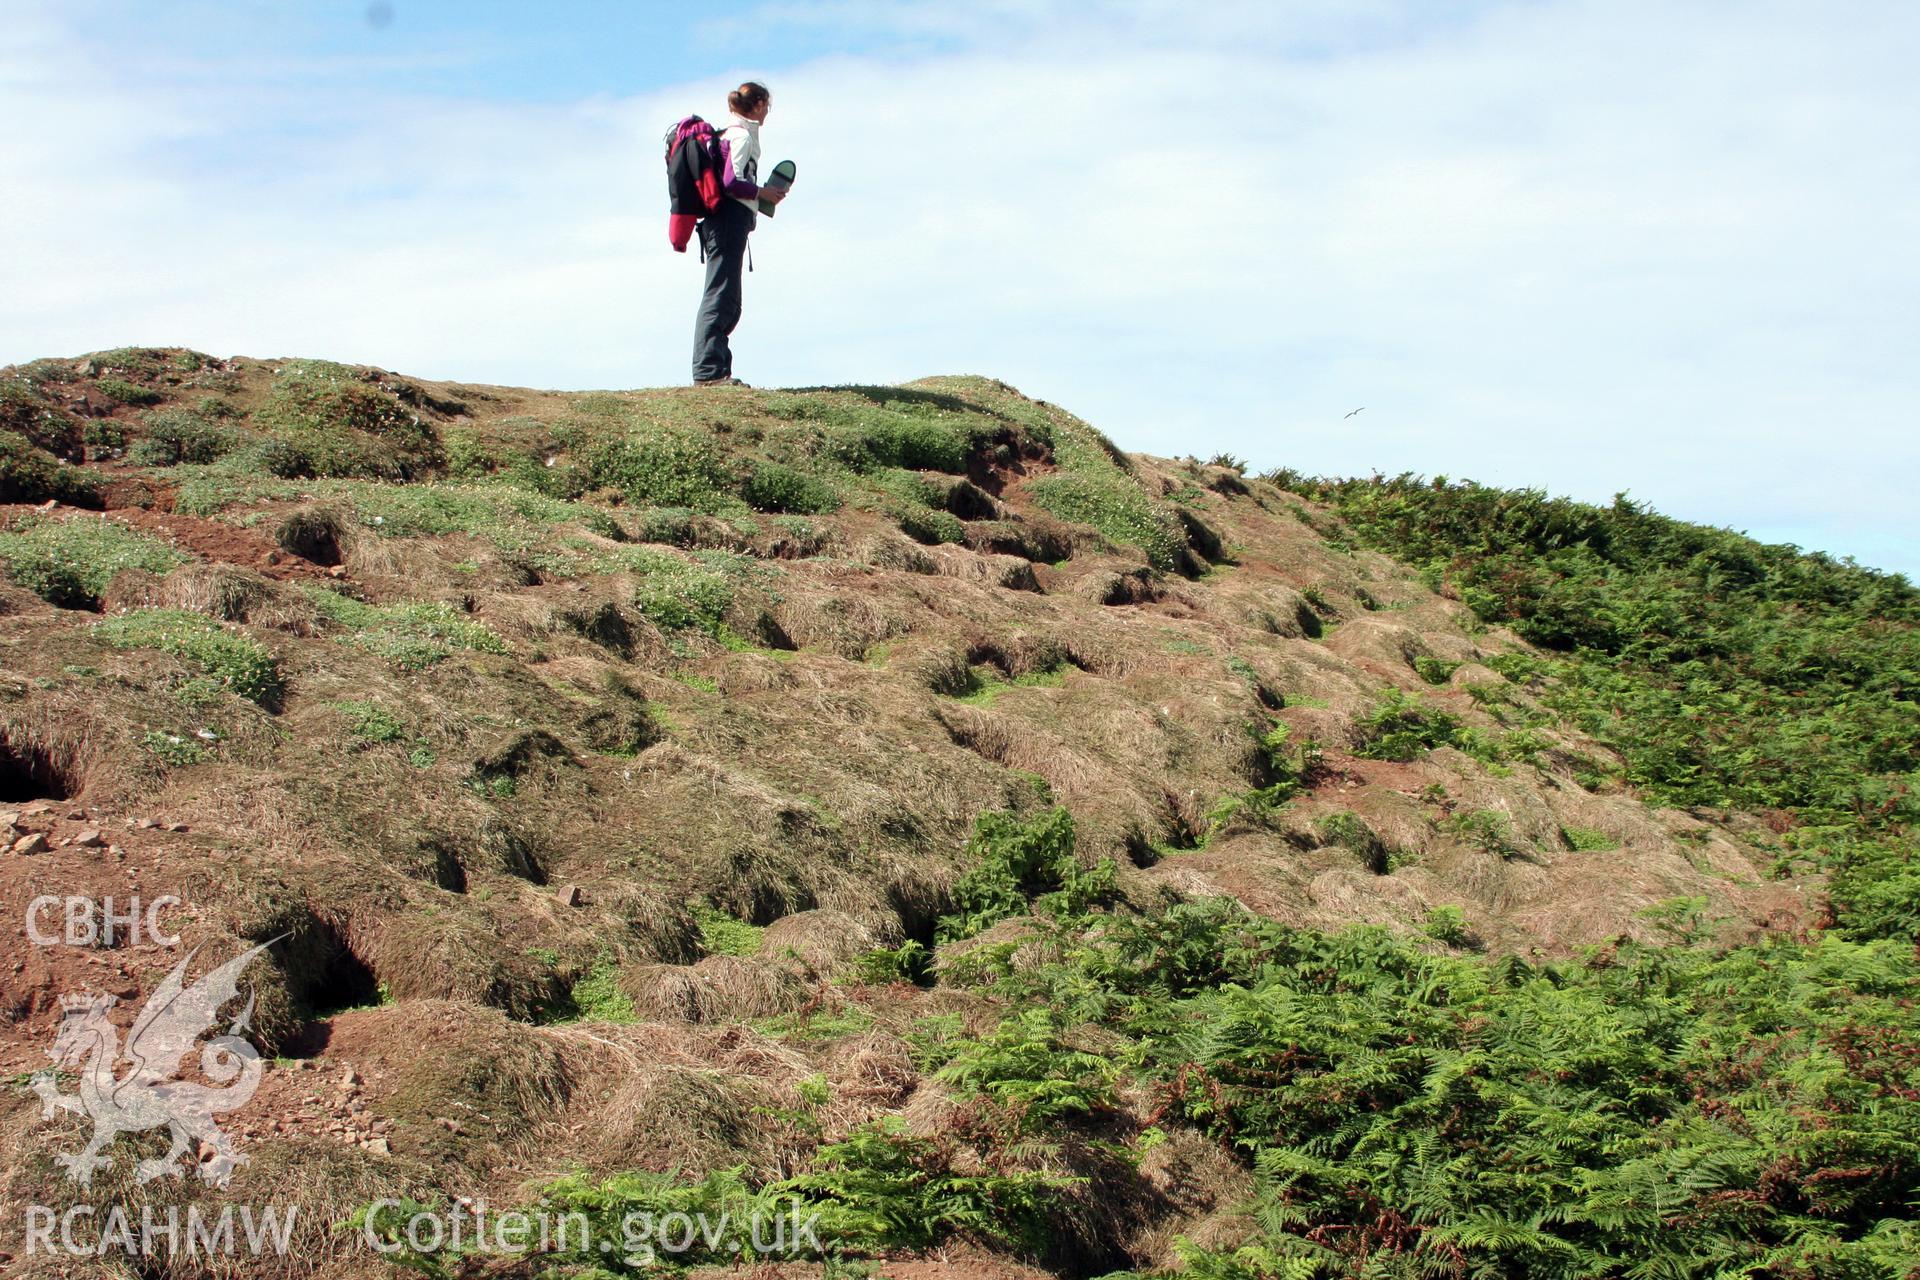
left=4, top=0, right=1916, bottom=578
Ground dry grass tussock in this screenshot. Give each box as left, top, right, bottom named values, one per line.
left=623, top=953, right=809, bottom=1023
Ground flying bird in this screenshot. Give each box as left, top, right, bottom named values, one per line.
left=1344, top=407, right=1365, bottom=419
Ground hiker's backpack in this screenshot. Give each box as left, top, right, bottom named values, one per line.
left=665, top=115, right=725, bottom=252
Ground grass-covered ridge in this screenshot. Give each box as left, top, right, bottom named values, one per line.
left=6, top=350, right=1215, bottom=579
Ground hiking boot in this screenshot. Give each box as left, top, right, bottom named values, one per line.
left=693, top=376, right=750, bottom=388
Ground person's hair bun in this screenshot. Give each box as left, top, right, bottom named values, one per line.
left=728, top=82, right=771, bottom=114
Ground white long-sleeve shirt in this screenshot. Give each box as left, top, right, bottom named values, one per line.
left=716, top=113, right=761, bottom=211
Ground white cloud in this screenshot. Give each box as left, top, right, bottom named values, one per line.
left=1, top=0, right=1915, bottom=574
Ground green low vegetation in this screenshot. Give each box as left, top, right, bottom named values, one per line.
left=0, top=429, right=95, bottom=505
left=947, top=663, right=1068, bottom=704
left=166, top=464, right=311, bottom=517
left=97, top=376, right=161, bottom=406
left=138, top=728, right=208, bottom=766
left=926, top=1005, right=1119, bottom=1133
left=936, top=806, right=1117, bottom=943
left=1419, top=902, right=1474, bottom=945
left=570, top=384, right=1022, bottom=537
left=1442, top=806, right=1527, bottom=859
left=741, top=459, right=840, bottom=514
left=344, top=480, right=617, bottom=542
left=1561, top=824, right=1617, bottom=852
left=0, top=376, right=55, bottom=430
left=756, top=384, right=987, bottom=474
left=130, top=407, right=238, bottom=466
left=1026, top=423, right=1189, bottom=574
left=563, top=954, right=637, bottom=1024
left=1351, top=686, right=1479, bottom=762
left=1269, top=471, right=1919, bottom=942
left=851, top=938, right=931, bottom=985
left=587, top=428, right=735, bottom=509
left=621, top=548, right=744, bottom=637
left=1201, top=722, right=1323, bottom=837
left=93, top=608, right=280, bottom=704
left=819, top=408, right=976, bottom=473
left=693, top=904, right=765, bottom=957
left=329, top=699, right=407, bottom=743
left=894, top=503, right=965, bottom=545
left=1314, top=809, right=1400, bottom=873
left=260, top=359, right=429, bottom=442
left=0, top=515, right=187, bottom=608
left=305, top=588, right=508, bottom=670
left=1028, top=469, right=1186, bottom=571
left=921, top=868, right=1920, bottom=1276
left=239, top=359, right=444, bottom=479
left=955, top=391, right=1190, bottom=571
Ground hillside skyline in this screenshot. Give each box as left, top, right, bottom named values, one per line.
left=5, top=0, right=1916, bottom=578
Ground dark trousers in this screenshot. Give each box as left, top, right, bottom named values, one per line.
left=692, top=200, right=754, bottom=382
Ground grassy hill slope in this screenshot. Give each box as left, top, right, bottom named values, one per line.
left=0, top=349, right=1911, bottom=1278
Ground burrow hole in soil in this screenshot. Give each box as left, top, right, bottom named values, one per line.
left=0, top=732, right=77, bottom=803
left=277, top=923, right=383, bottom=1058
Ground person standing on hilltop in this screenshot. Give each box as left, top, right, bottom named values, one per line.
left=692, top=82, right=784, bottom=387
